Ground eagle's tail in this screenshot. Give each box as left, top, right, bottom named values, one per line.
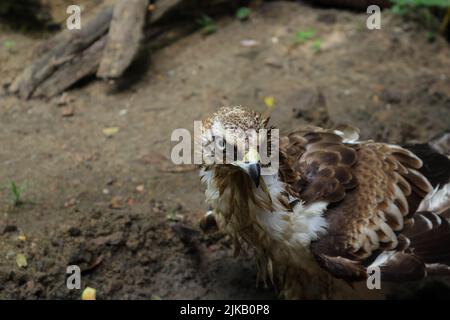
left=405, top=183, right=450, bottom=275
left=406, top=132, right=450, bottom=268
left=371, top=183, right=450, bottom=282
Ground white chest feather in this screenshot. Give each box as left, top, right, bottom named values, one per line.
left=200, top=168, right=329, bottom=250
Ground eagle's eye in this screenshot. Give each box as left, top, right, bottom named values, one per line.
left=215, top=137, right=226, bottom=151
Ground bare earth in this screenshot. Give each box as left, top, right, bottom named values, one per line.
left=0, top=2, right=449, bottom=299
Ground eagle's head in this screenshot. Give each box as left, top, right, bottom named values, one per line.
left=199, top=106, right=271, bottom=188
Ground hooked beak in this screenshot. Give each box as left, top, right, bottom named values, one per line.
left=247, top=162, right=261, bottom=188
left=238, top=148, right=261, bottom=188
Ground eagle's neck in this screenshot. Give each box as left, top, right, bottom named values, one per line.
left=200, top=167, right=329, bottom=254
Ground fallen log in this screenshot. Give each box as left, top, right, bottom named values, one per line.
left=8, top=0, right=186, bottom=99
left=33, top=36, right=107, bottom=98
left=8, top=0, right=250, bottom=99
left=97, top=0, right=149, bottom=79
left=9, top=5, right=114, bottom=99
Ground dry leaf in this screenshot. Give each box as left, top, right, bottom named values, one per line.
left=103, top=127, right=119, bottom=137
left=82, top=287, right=96, bottom=300
left=16, top=253, right=27, bottom=268
left=264, top=96, right=275, bottom=108
left=240, top=39, right=259, bottom=47
left=110, top=196, right=123, bottom=209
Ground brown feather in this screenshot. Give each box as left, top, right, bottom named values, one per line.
left=307, top=139, right=435, bottom=278
left=281, top=128, right=357, bottom=204
left=379, top=252, right=427, bottom=282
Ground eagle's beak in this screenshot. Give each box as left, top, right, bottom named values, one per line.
left=240, top=148, right=261, bottom=188
left=247, top=162, right=261, bottom=188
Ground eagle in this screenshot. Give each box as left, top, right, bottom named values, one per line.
left=198, top=106, right=450, bottom=299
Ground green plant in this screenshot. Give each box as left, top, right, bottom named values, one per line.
left=9, top=182, right=25, bottom=206
left=312, top=39, right=322, bottom=52
left=197, top=15, right=217, bottom=35
left=391, top=0, right=450, bottom=33
left=293, top=29, right=322, bottom=52
left=294, top=30, right=316, bottom=43
left=236, top=7, right=251, bottom=20
left=3, top=40, right=15, bottom=52
left=427, top=30, right=437, bottom=41
left=392, top=0, right=450, bottom=8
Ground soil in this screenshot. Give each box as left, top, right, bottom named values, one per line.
left=0, top=2, right=449, bottom=299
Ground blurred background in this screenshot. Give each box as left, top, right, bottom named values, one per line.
left=0, top=0, right=449, bottom=299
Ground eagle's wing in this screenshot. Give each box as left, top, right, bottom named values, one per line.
left=279, top=125, right=359, bottom=204
left=281, top=126, right=450, bottom=281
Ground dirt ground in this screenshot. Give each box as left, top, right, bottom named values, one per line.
left=0, top=2, right=449, bottom=299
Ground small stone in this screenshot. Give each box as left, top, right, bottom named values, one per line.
left=108, top=231, right=124, bottom=246
left=126, top=237, right=142, bottom=251
left=51, top=239, right=63, bottom=247
left=57, top=92, right=73, bottom=106
left=240, top=39, right=259, bottom=47
left=61, top=106, right=74, bottom=117
left=68, top=246, right=92, bottom=266
left=381, top=89, right=402, bottom=104
left=64, top=198, right=77, bottom=208
left=264, top=57, right=282, bottom=68
left=68, top=227, right=82, bottom=237
left=6, top=250, right=16, bottom=259
left=106, top=178, right=117, bottom=186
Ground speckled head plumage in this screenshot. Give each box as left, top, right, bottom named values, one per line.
left=203, top=106, right=267, bottom=132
